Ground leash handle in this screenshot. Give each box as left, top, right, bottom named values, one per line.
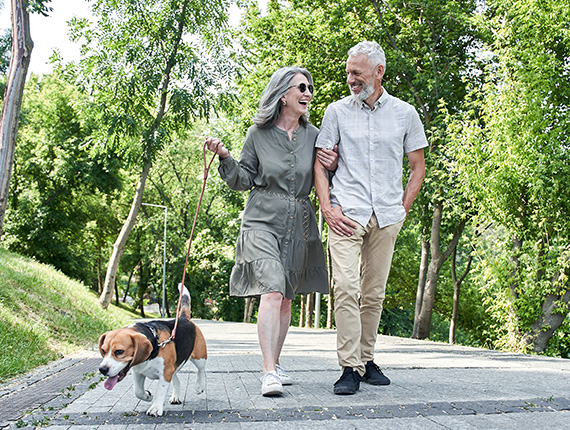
left=170, top=141, right=219, bottom=340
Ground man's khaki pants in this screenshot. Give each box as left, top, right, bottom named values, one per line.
left=329, top=215, right=403, bottom=376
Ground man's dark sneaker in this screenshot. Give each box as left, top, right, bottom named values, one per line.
left=333, top=367, right=361, bottom=395
left=362, top=361, right=390, bottom=385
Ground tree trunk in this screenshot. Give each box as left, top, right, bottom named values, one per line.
left=414, top=258, right=443, bottom=339
left=327, top=243, right=334, bottom=328
left=243, top=297, right=256, bottom=323
left=413, top=201, right=465, bottom=339
left=299, top=296, right=305, bottom=327
left=413, top=237, right=429, bottom=336
left=97, top=253, right=103, bottom=294
left=99, top=2, right=189, bottom=309
left=524, top=289, right=570, bottom=353
left=304, top=293, right=314, bottom=328
left=99, top=160, right=150, bottom=308
left=505, top=236, right=523, bottom=348
left=327, top=294, right=333, bottom=329
left=114, top=279, right=120, bottom=306
left=449, top=246, right=473, bottom=344
left=0, top=0, right=33, bottom=238
left=243, top=298, right=251, bottom=322
left=123, top=260, right=139, bottom=303
left=523, top=249, right=570, bottom=353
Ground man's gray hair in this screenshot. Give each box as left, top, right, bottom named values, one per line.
left=253, top=66, right=313, bottom=129
left=348, top=41, right=386, bottom=69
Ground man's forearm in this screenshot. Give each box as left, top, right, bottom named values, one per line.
left=314, top=158, right=332, bottom=211
left=403, top=149, right=426, bottom=214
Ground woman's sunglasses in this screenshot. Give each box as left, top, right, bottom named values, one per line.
left=290, top=83, right=314, bottom=94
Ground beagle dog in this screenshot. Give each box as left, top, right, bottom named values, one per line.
left=98, top=286, right=207, bottom=416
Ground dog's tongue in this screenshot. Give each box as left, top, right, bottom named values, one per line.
left=104, top=376, right=119, bottom=390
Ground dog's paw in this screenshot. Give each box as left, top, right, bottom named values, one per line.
left=195, top=374, right=206, bottom=394
left=169, top=394, right=182, bottom=404
left=137, top=390, right=152, bottom=402
left=146, top=405, right=164, bottom=417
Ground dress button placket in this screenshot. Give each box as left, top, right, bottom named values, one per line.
left=284, top=135, right=296, bottom=261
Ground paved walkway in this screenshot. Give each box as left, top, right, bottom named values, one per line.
left=3, top=319, right=570, bottom=429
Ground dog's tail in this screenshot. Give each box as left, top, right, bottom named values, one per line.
left=178, top=283, right=192, bottom=319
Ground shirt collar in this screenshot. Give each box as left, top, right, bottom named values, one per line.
left=374, top=87, right=389, bottom=109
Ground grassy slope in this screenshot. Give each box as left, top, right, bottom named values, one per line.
left=0, top=248, right=139, bottom=383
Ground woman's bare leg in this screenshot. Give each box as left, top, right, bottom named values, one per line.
left=257, top=292, right=285, bottom=372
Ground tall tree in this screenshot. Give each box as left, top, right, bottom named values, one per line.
left=0, top=0, right=51, bottom=238
left=451, top=0, right=570, bottom=354
left=69, top=0, right=232, bottom=308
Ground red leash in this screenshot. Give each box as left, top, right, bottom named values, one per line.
left=159, top=142, right=219, bottom=347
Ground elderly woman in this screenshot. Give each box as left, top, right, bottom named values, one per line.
left=205, top=67, right=330, bottom=396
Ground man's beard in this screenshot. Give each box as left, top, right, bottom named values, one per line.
left=351, top=83, right=374, bottom=103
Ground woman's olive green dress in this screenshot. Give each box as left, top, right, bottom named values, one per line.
left=218, top=124, right=328, bottom=300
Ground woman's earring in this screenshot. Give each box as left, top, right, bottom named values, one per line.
left=282, top=100, right=287, bottom=106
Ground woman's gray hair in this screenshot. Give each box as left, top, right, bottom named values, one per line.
left=348, top=41, right=386, bottom=70
left=253, top=66, right=313, bottom=129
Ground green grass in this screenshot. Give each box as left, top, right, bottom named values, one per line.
left=0, top=247, right=139, bottom=383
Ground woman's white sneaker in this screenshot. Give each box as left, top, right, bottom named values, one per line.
left=261, top=371, right=283, bottom=396
left=275, top=364, right=292, bottom=385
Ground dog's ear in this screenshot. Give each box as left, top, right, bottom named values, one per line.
left=130, top=333, right=153, bottom=366
left=98, top=333, right=108, bottom=357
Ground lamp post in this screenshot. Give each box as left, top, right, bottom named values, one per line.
left=315, top=210, right=324, bottom=329
left=142, top=203, right=168, bottom=317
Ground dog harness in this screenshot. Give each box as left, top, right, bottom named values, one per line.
left=134, top=323, right=160, bottom=361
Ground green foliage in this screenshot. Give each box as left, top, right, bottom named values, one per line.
left=0, top=29, right=10, bottom=75
left=69, top=0, right=235, bottom=167
left=185, top=230, right=243, bottom=321
left=5, top=0, right=569, bottom=356
left=455, top=0, right=570, bottom=241
left=3, top=73, right=124, bottom=286
left=385, top=223, right=424, bottom=311
left=448, top=0, right=570, bottom=354
left=379, top=307, right=414, bottom=337
left=234, top=0, right=380, bottom=128
left=27, top=0, right=52, bottom=16
left=0, top=248, right=137, bottom=382
left=121, top=119, right=246, bottom=320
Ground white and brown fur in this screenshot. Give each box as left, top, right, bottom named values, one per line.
left=98, top=286, right=206, bottom=416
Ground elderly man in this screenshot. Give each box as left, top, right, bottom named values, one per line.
left=314, top=41, right=428, bottom=395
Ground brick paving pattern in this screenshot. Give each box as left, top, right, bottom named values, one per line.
left=3, top=320, right=570, bottom=429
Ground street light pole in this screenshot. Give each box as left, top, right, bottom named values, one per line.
left=315, top=210, right=324, bottom=329
left=142, top=203, right=168, bottom=317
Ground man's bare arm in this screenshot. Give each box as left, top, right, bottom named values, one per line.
left=316, top=145, right=338, bottom=171
left=403, top=148, right=426, bottom=215
left=314, top=156, right=356, bottom=236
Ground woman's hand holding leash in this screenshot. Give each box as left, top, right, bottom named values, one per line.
left=205, top=136, right=229, bottom=159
